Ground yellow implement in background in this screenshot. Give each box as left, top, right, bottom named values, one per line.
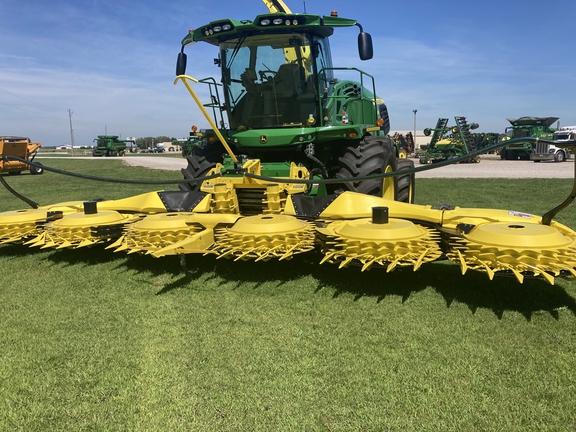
left=0, top=136, right=43, bottom=175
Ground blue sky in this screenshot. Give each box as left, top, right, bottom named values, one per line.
left=1, top=0, right=575, bottom=146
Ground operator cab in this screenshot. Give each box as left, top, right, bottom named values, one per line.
left=221, top=32, right=332, bottom=130
left=175, top=11, right=374, bottom=133
left=506, top=126, right=533, bottom=139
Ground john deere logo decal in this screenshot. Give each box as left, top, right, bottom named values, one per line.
left=259, top=135, right=267, bottom=143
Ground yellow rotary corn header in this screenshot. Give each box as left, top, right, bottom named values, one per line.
left=1, top=139, right=576, bottom=285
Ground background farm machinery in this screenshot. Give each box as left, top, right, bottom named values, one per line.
left=179, top=134, right=204, bottom=157
left=92, top=135, right=136, bottom=157
left=500, top=116, right=558, bottom=160
left=472, top=132, right=502, bottom=153
left=0, top=136, right=43, bottom=176
left=419, top=117, right=481, bottom=164
left=390, top=132, right=415, bottom=158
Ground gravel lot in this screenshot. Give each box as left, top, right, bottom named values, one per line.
left=120, top=154, right=575, bottom=179
left=38, top=154, right=575, bottom=179
left=412, top=154, right=575, bottom=178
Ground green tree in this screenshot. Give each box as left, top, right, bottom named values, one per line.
left=137, top=137, right=156, bottom=150
left=155, top=136, right=171, bottom=143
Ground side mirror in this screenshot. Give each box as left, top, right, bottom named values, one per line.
left=176, top=52, right=187, bottom=76
left=358, top=32, right=373, bottom=61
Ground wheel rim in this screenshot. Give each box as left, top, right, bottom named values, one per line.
left=382, top=165, right=395, bottom=200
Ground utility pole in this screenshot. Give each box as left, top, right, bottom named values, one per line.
left=68, top=109, right=75, bottom=156
left=412, top=109, right=417, bottom=149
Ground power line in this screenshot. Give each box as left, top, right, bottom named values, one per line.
left=0, top=88, right=101, bottom=131
left=0, top=100, right=65, bottom=120
left=0, top=86, right=68, bottom=111
left=72, top=112, right=104, bottom=128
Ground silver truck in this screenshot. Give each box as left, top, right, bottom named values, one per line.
left=531, top=126, right=576, bottom=162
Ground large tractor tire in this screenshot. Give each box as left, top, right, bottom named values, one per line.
left=179, top=154, right=217, bottom=192
left=179, top=142, right=231, bottom=192
left=192, top=141, right=227, bottom=163
left=395, top=158, right=415, bottom=204
left=333, top=137, right=396, bottom=199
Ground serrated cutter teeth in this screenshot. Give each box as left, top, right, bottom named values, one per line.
left=446, top=222, right=576, bottom=284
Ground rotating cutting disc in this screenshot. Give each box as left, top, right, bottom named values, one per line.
left=0, top=209, right=63, bottom=244
left=318, top=217, right=442, bottom=271
left=213, top=214, right=315, bottom=261
left=446, top=222, right=576, bottom=284
left=109, top=213, right=205, bottom=254
left=25, top=211, right=138, bottom=249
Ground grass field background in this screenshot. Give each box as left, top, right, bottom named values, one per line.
left=1, top=159, right=576, bottom=430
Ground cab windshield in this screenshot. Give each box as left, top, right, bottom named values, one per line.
left=554, top=132, right=570, bottom=141
left=220, top=33, right=331, bottom=129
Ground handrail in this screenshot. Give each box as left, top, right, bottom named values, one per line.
left=174, top=75, right=239, bottom=164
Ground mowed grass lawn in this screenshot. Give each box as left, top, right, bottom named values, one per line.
left=1, top=159, right=576, bottom=431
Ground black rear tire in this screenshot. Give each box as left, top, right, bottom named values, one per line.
left=179, top=154, right=218, bottom=192
left=332, top=137, right=396, bottom=198
left=395, top=158, right=415, bottom=203
left=193, top=141, right=228, bottom=163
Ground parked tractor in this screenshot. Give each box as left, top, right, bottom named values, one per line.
left=92, top=135, right=136, bottom=157
left=500, top=116, right=558, bottom=160
left=0, top=136, right=43, bottom=175
left=419, top=117, right=480, bottom=164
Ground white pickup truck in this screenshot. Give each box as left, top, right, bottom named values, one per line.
left=531, top=125, right=576, bottom=162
